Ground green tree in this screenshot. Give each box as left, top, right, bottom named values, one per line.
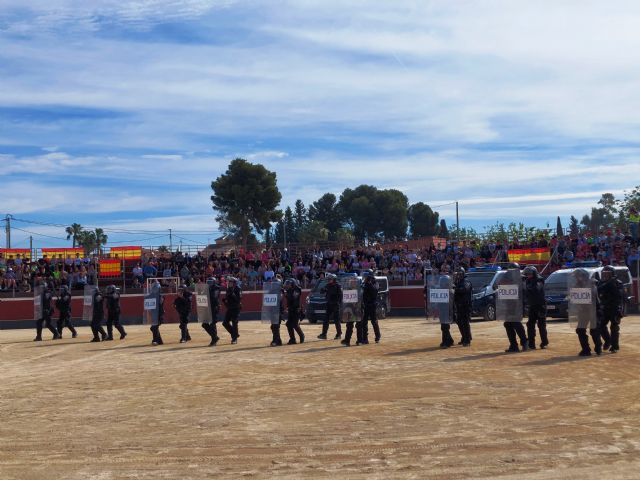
left=439, top=219, right=449, bottom=238
left=335, top=227, right=355, bottom=246
left=284, top=207, right=295, bottom=244
left=211, top=158, right=282, bottom=249
left=94, top=228, right=108, bottom=255
left=308, top=193, right=343, bottom=239
left=293, top=199, right=308, bottom=237
left=407, top=202, right=439, bottom=238
left=297, top=220, right=329, bottom=245
left=65, top=223, right=83, bottom=248
left=76, top=230, right=97, bottom=256
left=569, top=215, right=580, bottom=236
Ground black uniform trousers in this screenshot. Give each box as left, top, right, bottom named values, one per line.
left=455, top=306, right=472, bottom=345
left=361, top=305, right=380, bottom=342
left=222, top=308, right=240, bottom=340
left=576, top=327, right=602, bottom=354
left=91, top=317, right=107, bottom=341
left=343, top=320, right=361, bottom=344
left=57, top=312, right=77, bottom=337
left=526, top=305, right=548, bottom=348
left=440, top=323, right=454, bottom=347
left=286, top=309, right=304, bottom=342
left=322, top=303, right=342, bottom=336
left=36, top=314, right=59, bottom=340
left=150, top=319, right=163, bottom=345
left=504, top=321, right=527, bottom=350
left=106, top=311, right=126, bottom=339
left=270, top=323, right=282, bottom=345
left=178, top=313, right=191, bottom=341
left=600, top=307, right=620, bottom=350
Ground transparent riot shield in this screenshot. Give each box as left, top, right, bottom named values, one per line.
left=261, top=280, right=282, bottom=325
left=340, top=276, right=362, bottom=323
left=195, top=283, right=213, bottom=324
left=426, top=274, right=453, bottom=324
left=33, top=285, right=44, bottom=320
left=495, top=269, right=523, bottom=323
left=568, top=269, right=597, bottom=329
left=82, top=285, right=96, bottom=322
left=143, top=283, right=161, bottom=326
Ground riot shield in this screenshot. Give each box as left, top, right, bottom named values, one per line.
left=261, top=280, right=282, bottom=325
left=82, top=285, right=96, bottom=322
left=33, top=285, right=44, bottom=321
left=426, top=274, right=453, bottom=324
left=568, top=269, right=597, bottom=329
left=143, top=283, right=161, bottom=326
left=340, top=276, right=362, bottom=323
left=195, top=283, right=213, bottom=324
left=495, top=269, right=523, bottom=323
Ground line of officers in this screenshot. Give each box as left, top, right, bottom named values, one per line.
left=33, top=282, right=126, bottom=342
left=424, top=265, right=625, bottom=356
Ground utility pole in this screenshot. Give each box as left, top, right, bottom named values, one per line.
left=5, top=214, right=11, bottom=248
left=29, top=236, right=33, bottom=260
left=455, top=201, right=460, bottom=243
left=169, top=228, right=173, bottom=252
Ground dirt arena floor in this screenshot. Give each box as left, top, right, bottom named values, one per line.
left=1, top=316, right=640, bottom=480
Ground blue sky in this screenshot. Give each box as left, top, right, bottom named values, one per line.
left=2, top=0, right=640, bottom=249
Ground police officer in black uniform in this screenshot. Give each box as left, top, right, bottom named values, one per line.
left=150, top=280, right=165, bottom=346
left=269, top=277, right=284, bottom=347
left=361, top=270, right=381, bottom=344
left=202, top=277, right=221, bottom=346
left=453, top=267, right=472, bottom=347
left=573, top=268, right=602, bottom=356
left=105, top=284, right=127, bottom=341
left=598, top=266, right=623, bottom=353
left=56, top=285, right=77, bottom=338
left=34, top=281, right=60, bottom=341
left=174, top=285, right=192, bottom=343
left=318, top=273, right=342, bottom=340
left=222, top=277, right=242, bottom=344
left=523, top=266, right=548, bottom=349
left=285, top=278, right=305, bottom=344
left=90, top=287, right=108, bottom=342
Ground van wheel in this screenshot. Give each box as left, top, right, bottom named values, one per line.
left=484, top=304, right=496, bottom=321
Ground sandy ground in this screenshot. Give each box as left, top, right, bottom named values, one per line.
left=1, top=316, right=640, bottom=480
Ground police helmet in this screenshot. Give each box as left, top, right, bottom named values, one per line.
left=60, top=285, right=70, bottom=293
left=601, top=265, right=616, bottom=279
left=206, top=277, right=217, bottom=286
left=326, top=273, right=337, bottom=282
left=106, top=284, right=116, bottom=294
left=455, top=266, right=466, bottom=276
left=523, top=266, right=538, bottom=277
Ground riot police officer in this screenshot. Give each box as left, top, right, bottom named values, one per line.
left=222, top=277, right=242, bottom=344
left=269, top=277, right=284, bottom=347
left=150, top=280, right=165, bottom=346
left=523, top=266, right=548, bottom=349
left=202, top=277, right=221, bottom=346
left=598, top=266, right=623, bottom=353
left=285, top=278, right=305, bottom=344
left=34, top=281, right=60, bottom=341
left=573, top=269, right=602, bottom=356
left=105, top=285, right=127, bottom=341
left=90, top=287, right=108, bottom=342
left=174, top=285, right=192, bottom=343
left=318, top=273, right=342, bottom=340
left=453, top=267, right=472, bottom=347
left=361, top=270, right=381, bottom=344
left=56, top=285, right=77, bottom=338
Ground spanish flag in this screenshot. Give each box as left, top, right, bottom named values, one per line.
left=99, top=259, right=122, bottom=277
left=507, top=248, right=550, bottom=265
left=110, top=246, right=142, bottom=260
left=0, top=248, right=31, bottom=260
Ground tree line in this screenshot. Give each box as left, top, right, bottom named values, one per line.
left=211, top=159, right=640, bottom=248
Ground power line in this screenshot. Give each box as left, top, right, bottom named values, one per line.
left=11, top=226, right=67, bottom=241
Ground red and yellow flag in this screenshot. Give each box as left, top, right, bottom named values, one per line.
left=41, top=247, right=84, bottom=259
left=99, top=259, right=122, bottom=277
left=109, top=246, right=142, bottom=260
left=507, top=248, right=550, bottom=265
left=0, top=248, right=31, bottom=260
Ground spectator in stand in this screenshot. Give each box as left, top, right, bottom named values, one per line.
left=132, top=263, right=144, bottom=284
left=143, top=260, right=157, bottom=281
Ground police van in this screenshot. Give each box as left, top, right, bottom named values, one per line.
left=305, top=273, right=390, bottom=324
left=467, top=266, right=506, bottom=321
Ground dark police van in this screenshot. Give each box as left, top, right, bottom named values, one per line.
left=468, top=266, right=507, bottom=321
left=305, top=273, right=390, bottom=324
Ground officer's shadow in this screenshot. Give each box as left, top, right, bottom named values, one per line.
left=385, top=346, right=445, bottom=356
left=441, top=351, right=512, bottom=363
left=523, top=355, right=599, bottom=366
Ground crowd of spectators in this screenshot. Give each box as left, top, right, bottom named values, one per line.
left=1, top=225, right=638, bottom=294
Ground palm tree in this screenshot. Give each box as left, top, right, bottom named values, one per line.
left=65, top=223, right=83, bottom=247
left=76, top=231, right=96, bottom=256
left=94, top=228, right=108, bottom=255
